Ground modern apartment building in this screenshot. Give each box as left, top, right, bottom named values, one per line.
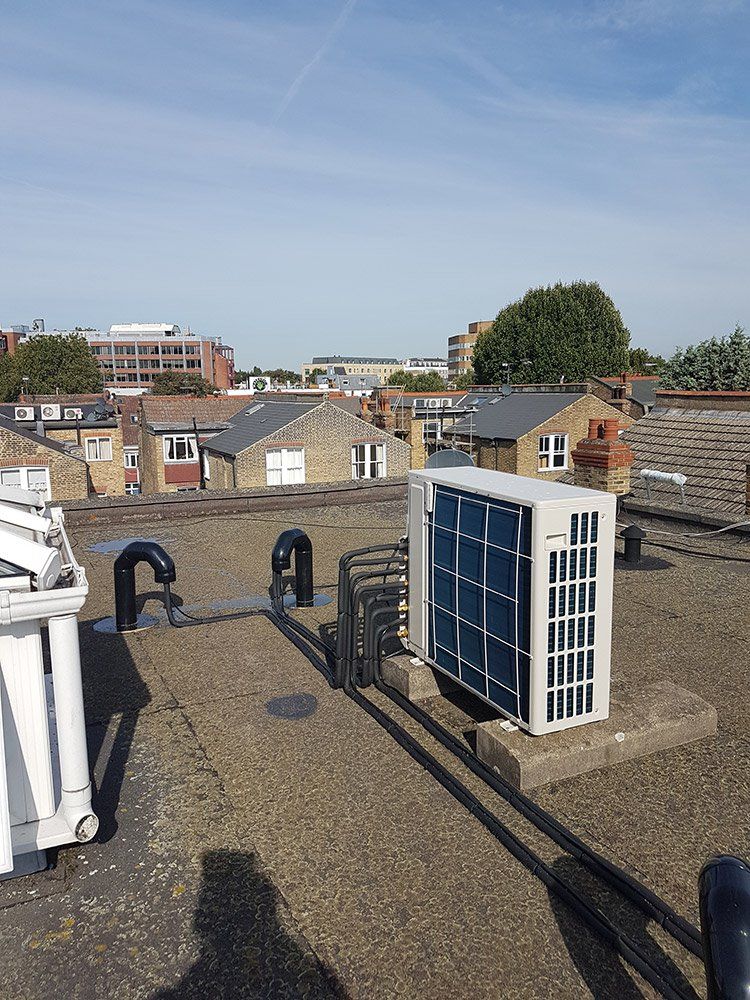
left=447, top=320, right=492, bottom=378
left=301, top=356, right=401, bottom=382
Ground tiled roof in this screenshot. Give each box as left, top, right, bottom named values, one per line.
left=445, top=392, right=585, bottom=441
left=202, top=401, right=321, bottom=457
left=624, top=406, right=750, bottom=515
left=140, top=395, right=256, bottom=430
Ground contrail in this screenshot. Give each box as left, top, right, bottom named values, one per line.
left=274, top=0, right=358, bottom=122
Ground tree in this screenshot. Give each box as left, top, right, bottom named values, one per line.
left=472, top=281, right=631, bottom=385
left=452, top=368, right=475, bottom=390
left=659, top=325, right=750, bottom=390
left=306, top=367, right=325, bottom=383
left=387, top=370, right=446, bottom=392
left=264, top=368, right=298, bottom=383
left=0, top=333, right=103, bottom=401
left=151, top=371, right=216, bottom=396
left=628, top=347, right=665, bottom=374
left=233, top=368, right=250, bottom=385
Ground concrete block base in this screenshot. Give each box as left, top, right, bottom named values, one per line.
left=382, top=655, right=717, bottom=791
left=476, top=679, right=717, bottom=790
left=381, top=654, right=462, bottom=702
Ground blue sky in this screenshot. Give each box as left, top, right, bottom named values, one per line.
left=1, top=0, right=748, bottom=368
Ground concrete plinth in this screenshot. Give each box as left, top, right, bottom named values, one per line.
left=476, top=679, right=717, bottom=790
left=381, top=653, right=462, bottom=701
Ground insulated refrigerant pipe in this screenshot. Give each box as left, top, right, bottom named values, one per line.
left=369, top=640, right=703, bottom=959
left=335, top=567, right=405, bottom=687
left=47, top=613, right=99, bottom=842
left=335, top=555, right=406, bottom=670
left=274, top=613, right=691, bottom=999
left=334, top=669, right=692, bottom=1000
left=342, top=575, right=407, bottom=688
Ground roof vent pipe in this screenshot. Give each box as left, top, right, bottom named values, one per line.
left=271, top=529, right=314, bottom=608
left=620, top=524, right=646, bottom=564
left=114, top=541, right=176, bottom=631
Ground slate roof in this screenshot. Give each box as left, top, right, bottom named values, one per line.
left=202, top=401, right=321, bottom=457
left=0, top=415, right=85, bottom=460
left=624, top=406, right=750, bottom=514
left=444, top=392, right=585, bottom=441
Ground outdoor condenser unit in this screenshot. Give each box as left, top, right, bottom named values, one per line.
left=0, top=485, right=97, bottom=877
left=406, top=469, right=616, bottom=736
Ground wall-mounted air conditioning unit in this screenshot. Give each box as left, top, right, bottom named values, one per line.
left=406, top=468, right=616, bottom=735
left=40, top=404, right=61, bottom=421
left=14, top=407, right=34, bottom=422
left=63, top=408, right=83, bottom=420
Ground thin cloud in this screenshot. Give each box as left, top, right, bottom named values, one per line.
left=273, top=0, right=358, bottom=123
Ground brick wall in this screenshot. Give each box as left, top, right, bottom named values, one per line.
left=477, top=440, right=516, bottom=472
left=47, top=423, right=126, bottom=495
left=206, top=451, right=234, bottom=489
left=222, top=401, right=411, bottom=488
left=0, top=425, right=89, bottom=500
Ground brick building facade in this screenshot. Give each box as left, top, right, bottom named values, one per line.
left=0, top=417, right=89, bottom=500
left=204, top=400, right=411, bottom=490
left=446, top=393, right=633, bottom=481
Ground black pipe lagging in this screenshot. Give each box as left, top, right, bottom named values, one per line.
left=334, top=548, right=703, bottom=967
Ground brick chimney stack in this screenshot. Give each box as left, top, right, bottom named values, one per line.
left=571, top=418, right=634, bottom=495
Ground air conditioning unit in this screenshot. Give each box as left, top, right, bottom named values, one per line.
left=14, top=407, right=34, bottom=422
left=406, top=468, right=616, bottom=735
left=427, top=398, right=439, bottom=408
left=40, top=404, right=61, bottom=421
left=63, top=408, right=83, bottom=420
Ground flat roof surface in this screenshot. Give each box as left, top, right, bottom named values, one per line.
left=1, top=500, right=746, bottom=998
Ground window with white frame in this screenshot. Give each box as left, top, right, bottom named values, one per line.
left=265, top=447, right=305, bottom=486
left=124, top=449, right=138, bottom=468
left=163, top=434, right=197, bottom=463
left=538, top=433, right=568, bottom=471
left=125, top=482, right=141, bottom=495
left=85, top=436, right=113, bottom=462
left=351, top=442, right=386, bottom=480
left=0, top=466, right=51, bottom=500
left=422, top=420, right=442, bottom=444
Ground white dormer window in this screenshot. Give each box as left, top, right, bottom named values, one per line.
left=163, top=434, right=197, bottom=463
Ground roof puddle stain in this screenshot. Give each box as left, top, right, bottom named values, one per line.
left=265, top=694, right=318, bottom=719
left=87, top=536, right=176, bottom=555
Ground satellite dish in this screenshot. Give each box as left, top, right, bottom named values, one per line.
left=500, top=383, right=513, bottom=397
left=84, top=412, right=98, bottom=423
left=94, top=400, right=107, bottom=415
left=425, top=449, right=475, bottom=469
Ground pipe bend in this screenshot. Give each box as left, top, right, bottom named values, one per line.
left=114, top=541, right=176, bottom=584
left=271, top=528, right=312, bottom=573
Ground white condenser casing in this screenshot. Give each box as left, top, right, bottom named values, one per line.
left=406, top=468, right=616, bottom=736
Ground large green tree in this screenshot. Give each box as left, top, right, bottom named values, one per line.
left=151, top=371, right=216, bottom=396
left=659, top=325, right=750, bottom=390
left=0, top=333, right=103, bottom=401
left=472, top=281, right=631, bottom=385
left=386, top=370, right=446, bottom=392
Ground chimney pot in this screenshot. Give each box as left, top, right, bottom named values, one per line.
left=602, top=419, right=619, bottom=440
left=587, top=418, right=601, bottom=439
